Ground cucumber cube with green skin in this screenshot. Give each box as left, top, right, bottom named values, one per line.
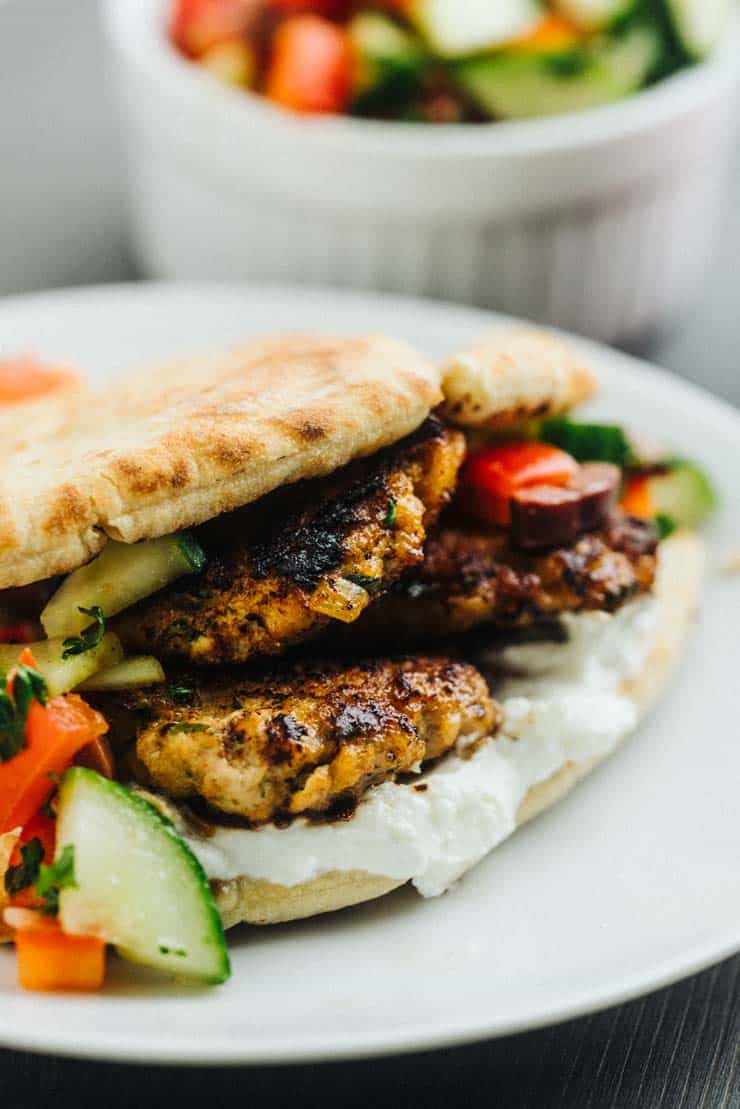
left=57, top=768, right=231, bottom=984
left=78, top=655, right=166, bottom=692
left=663, top=0, right=731, bottom=59
left=410, top=0, right=545, bottom=57
left=648, top=461, right=717, bottom=529
left=0, top=632, right=123, bottom=696
left=41, top=532, right=206, bottom=639
left=551, top=0, right=637, bottom=31
left=350, top=12, right=428, bottom=115
left=455, top=25, right=659, bottom=120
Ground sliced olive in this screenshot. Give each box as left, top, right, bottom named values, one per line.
left=568, top=462, right=620, bottom=532
left=511, top=485, right=582, bottom=550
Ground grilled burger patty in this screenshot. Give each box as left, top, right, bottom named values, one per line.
left=116, top=418, right=465, bottom=666
left=332, top=513, right=658, bottom=647
left=95, top=657, right=499, bottom=825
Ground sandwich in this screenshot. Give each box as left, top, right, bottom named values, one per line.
left=0, top=331, right=711, bottom=987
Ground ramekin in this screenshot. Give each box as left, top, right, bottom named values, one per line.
left=104, top=0, right=740, bottom=345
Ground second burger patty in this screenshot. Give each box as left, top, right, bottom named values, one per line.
left=96, top=656, right=499, bottom=825
left=116, top=417, right=465, bottom=665
left=331, top=512, right=659, bottom=647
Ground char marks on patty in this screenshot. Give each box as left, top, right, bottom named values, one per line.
left=331, top=513, right=658, bottom=647
left=95, top=656, right=499, bottom=825
left=116, top=417, right=465, bottom=665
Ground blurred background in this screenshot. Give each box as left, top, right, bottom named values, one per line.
left=2, top=0, right=738, bottom=383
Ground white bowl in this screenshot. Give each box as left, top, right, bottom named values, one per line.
left=104, top=0, right=740, bottom=345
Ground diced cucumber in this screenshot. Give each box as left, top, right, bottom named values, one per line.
left=455, top=24, right=659, bottom=119
left=648, top=461, right=716, bottom=529
left=41, top=532, right=206, bottom=639
left=410, top=0, right=545, bottom=57
left=0, top=632, right=123, bottom=696
left=350, top=12, right=428, bottom=115
left=663, top=0, right=730, bottom=59
left=78, top=656, right=166, bottom=692
left=551, top=0, right=636, bottom=31
left=56, top=768, right=230, bottom=984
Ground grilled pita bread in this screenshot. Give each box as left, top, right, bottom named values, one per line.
left=440, top=328, right=595, bottom=430
left=211, top=531, right=703, bottom=927
left=0, top=336, right=442, bottom=589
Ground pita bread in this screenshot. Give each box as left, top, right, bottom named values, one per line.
left=0, top=336, right=442, bottom=589
left=210, top=531, right=703, bottom=927
left=440, top=328, right=595, bottom=430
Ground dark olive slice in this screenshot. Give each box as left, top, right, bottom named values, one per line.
left=568, top=462, right=620, bottom=532
left=510, top=485, right=582, bottom=550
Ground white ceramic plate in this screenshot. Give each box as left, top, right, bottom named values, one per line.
left=0, top=283, right=737, bottom=1065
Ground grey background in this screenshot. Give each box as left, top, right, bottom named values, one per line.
left=0, top=0, right=737, bottom=1104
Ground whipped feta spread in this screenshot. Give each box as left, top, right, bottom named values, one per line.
left=183, top=599, right=657, bottom=898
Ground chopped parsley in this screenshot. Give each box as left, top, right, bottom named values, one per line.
left=177, top=531, right=207, bottom=573
left=34, top=845, right=77, bottom=916
left=383, top=499, right=397, bottom=529
left=0, top=663, right=48, bottom=763
left=167, top=684, right=193, bottom=703
left=62, top=606, right=106, bottom=659
left=655, top=513, right=677, bottom=541
left=162, top=619, right=200, bottom=642
left=4, top=837, right=43, bottom=896
left=345, top=574, right=381, bottom=596
left=35, top=844, right=77, bottom=916
left=162, top=721, right=209, bottom=735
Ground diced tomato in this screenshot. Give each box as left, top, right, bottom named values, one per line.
left=0, top=357, right=78, bottom=405
left=0, top=693, right=108, bottom=834
left=621, top=475, right=653, bottom=518
left=460, top=442, right=579, bottom=527
left=264, top=0, right=350, bottom=16
left=0, top=625, right=32, bottom=645
left=15, top=924, right=106, bottom=992
left=170, top=0, right=256, bottom=57
left=265, top=15, right=352, bottom=113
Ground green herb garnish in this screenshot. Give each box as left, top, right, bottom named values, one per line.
left=383, top=499, right=397, bottom=529
left=345, top=574, right=381, bottom=595
left=62, top=606, right=106, bottom=659
left=162, top=619, right=200, bottom=642
left=163, top=721, right=209, bottom=735
left=540, top=419, right=635, bottom=468
left=167, top=684, right=193, bottom=703
left=4, top=837, right=44, bottom=896
left=177, top=531, right=207, bottom=573
left=655, top=513, right=677, bottom=541
left=35, top=844, right=77, bottom=916
left=0, top=664, right=48, bottom=763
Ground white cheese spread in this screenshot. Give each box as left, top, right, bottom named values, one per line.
left=182, top=598, right=657, bottom=897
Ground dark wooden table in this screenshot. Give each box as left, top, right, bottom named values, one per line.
left=0, top=954, right=737, bottom=1108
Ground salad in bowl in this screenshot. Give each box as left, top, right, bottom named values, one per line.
left=168, top=0, right=732, bottom=121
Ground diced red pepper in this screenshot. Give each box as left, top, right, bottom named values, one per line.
left=460, top=442, right=579, bottom=527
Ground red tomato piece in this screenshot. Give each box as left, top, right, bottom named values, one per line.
left=265, top=14, right=352, bottom=113
left=170, top=0, right=256, bottom=57
left=264, top=0, right=350, bottom=16
left=460, top=442, right=579, bottom=527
